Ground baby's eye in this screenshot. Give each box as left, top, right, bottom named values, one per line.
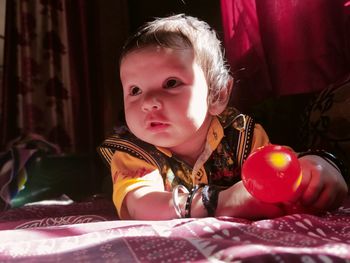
left=129, top=86, right=142, bottom=96
left=164, top=78, right=182, bottom=89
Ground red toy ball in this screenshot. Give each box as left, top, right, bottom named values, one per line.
left=241, top=145, right=302, bottom=203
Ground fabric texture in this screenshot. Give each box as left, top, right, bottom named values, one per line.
left=98, top=108, right=270, bottom=218
left=0, top=196, right=350, bottom=261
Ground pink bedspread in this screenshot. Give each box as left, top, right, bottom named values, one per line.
left=0, top=196, right=349, bottom=262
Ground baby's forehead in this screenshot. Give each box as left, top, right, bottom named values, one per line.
left=120, top=45, right=204, bottom=79
left=122, top=45, right=194, bottom=61
left=120, top=46, right=199, bottom=80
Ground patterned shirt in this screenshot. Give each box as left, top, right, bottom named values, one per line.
left=98, top=108, right=270, bottom=218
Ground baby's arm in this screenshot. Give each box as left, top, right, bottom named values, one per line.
left=125, top=181, right=284, bottom=220
left=125, top=187, right=207, bottom=220
left=125, top=188, right=178, bottom=220
left=126, top=187, right=194, bottom=220
left=110, top=150, right=210, bottom=220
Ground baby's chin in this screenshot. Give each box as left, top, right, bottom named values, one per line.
left=145, top=139, right=176, bottom=148
left=138, top=135, right=179, bottom=148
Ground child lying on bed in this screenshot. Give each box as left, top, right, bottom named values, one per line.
left=98, top=14, right=348, bottom=220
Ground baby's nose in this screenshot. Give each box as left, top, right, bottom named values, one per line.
left=142, top=95, right=162, bottom=112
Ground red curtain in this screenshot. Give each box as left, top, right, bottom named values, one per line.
left=0, top=0, right=96, bottom=153
left=221, top=0, right=350, bottom=111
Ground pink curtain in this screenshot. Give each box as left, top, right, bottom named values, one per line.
left=221, top=0, right=350, bottom=111
left=1, top=0, right=94, bottom=153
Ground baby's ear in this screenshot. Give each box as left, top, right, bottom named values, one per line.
left=209, top=77, right=233, bottom=115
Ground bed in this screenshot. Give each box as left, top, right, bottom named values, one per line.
left=0, top=194, right=349, bottom=262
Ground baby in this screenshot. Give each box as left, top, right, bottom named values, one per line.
left=98, top=14, right=348, bottom=220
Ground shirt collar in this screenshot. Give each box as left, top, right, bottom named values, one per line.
left=206, top=117, right=224, bottom=150
left=156, top=145, right=172, bottom=157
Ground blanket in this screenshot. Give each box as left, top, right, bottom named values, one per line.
left=0, top=196, right=349, bottom=262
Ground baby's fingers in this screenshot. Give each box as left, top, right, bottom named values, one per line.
left=299, top=165, right=323, bottom=206
left=297, top=156, right=324, bottom=205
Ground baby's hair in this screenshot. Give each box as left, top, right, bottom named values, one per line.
left=120, top=14, right=232, bottom=104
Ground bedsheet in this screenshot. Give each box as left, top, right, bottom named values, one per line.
left=0, top=196, right=349, bottom=262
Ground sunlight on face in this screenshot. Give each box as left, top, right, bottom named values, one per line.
left=186, top=62, right=209, bottom=127
left=120, top=46, right=212, bottom=155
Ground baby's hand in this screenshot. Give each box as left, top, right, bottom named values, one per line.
left=217, top=181, right=285, bottom=219
left=296, top=155, right=348, bottom=212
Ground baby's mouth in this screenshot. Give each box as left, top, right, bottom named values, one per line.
left=147, top=121, right=169, bottom=130
left=150, top=122, right=164, bottom=127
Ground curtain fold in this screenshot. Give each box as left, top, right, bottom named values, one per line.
left=221, top=0, right=350, bottom=112
left=1, top=1, right=17, bottom=149
left=1, top=0, right=94, bottom=153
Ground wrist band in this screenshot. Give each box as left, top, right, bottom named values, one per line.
left=298, top=149, right=348, bottom=178
left=201, top=185, right=219, bottom=217
left=172, top=184, right=189, bottom=218
left=184, top=184, right=204, bottom=218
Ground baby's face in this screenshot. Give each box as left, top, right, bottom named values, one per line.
left=120, top=46, right=212, bottom=152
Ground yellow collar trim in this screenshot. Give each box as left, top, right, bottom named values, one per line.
left=206, top=117, right=224, bottom=151
left=156, top=146, right=172, bottom=157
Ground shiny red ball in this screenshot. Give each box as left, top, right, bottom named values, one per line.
left=242, top=145, right=302, bottom=203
